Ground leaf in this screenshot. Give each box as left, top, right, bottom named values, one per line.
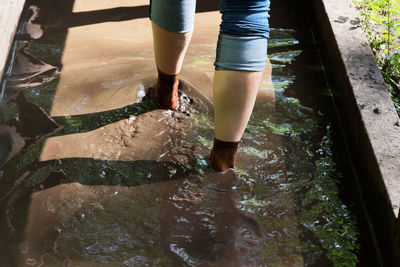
left=382, top=21, right=394, bottom=27
left=369, top=2, right=385, bottom=9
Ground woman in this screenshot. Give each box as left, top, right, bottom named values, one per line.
left=150, top=0, right=270, bottom=171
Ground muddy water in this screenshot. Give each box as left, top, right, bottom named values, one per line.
left=0, top=0, right=361, bottom=266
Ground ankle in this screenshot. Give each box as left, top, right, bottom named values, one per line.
left=210, top=138, right=240, bottom=172
left=156, top=69, right=179, bottom=109
left=157, top=69, right=179, bottom=87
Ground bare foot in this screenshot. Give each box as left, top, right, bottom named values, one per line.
left=209, top=138, right=239, bottom=171
left=155, top=69, right=179, bottom=110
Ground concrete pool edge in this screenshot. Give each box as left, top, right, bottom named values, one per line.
left=308, top=0, right=400, bottom=263
left=0, top=0, right=26, bottom=83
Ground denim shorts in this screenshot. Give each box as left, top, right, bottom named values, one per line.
left=150, top=0, right=270, bottom=71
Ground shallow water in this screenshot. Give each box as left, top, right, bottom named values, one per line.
left=0, top=0, right=361, bottom=266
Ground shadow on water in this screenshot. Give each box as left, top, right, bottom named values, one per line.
left=0, top=0, right=379, bottom=266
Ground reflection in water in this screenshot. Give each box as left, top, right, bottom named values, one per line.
left=20, top=171, right=301, bottom=266
left=0, top=0, right=360, bottom=266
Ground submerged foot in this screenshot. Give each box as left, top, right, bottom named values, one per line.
left=210, top=138, right=239, bottom=172
left=155, top=68, right=179, bottom=110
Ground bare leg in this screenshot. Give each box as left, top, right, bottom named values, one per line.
left=152, top=22, right=192, bottom=75
left=210, top=70, right=264, bottom=171
left=209, top=0, right=270, bottom=171
left=151, top=23, right=192, bottom=109
left=213, top=70, right=263, bottom=142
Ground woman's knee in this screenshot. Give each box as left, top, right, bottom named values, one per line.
left=214, top=0, right=270, bottom=72
left=214, top=35, right=268, bottom=72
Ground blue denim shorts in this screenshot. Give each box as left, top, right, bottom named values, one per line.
left=150, top=0, right=270, bottom=71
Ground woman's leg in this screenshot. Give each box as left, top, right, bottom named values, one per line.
left=152, top=23, right=192, bottom=76
left=211, top=0, right=270, bottom=171
left=150, top=0, right=196, bottom=109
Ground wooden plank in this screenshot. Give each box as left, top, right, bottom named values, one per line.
left=0, top=0, right=26, bottom=80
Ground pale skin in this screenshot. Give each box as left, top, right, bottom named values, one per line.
left=152, top=23, right=192, bottom=75
left=151, top=22, right=263, bottom=142
left=213, top=70, right=263, bottom=142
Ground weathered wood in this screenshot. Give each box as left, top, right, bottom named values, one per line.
left=0, top=0, right=26, bottom=80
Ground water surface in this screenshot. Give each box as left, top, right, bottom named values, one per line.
left=0, top=0, right=360, bottom=266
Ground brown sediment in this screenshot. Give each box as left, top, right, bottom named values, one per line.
left=40, top=109, right=192, bottom=163
left=46, top=9, right=274, bottom=117
left=0, top=0, right=366, bottom=265
left=0, top=125, right=25, bottom=167
left=20, top=170, right=302, bottom=266
left=40, top=80, right=213, bottom=163
left=72, top=0, right=150, bottom=13
left=16, top=93, right=62, bottom=140
left=1, top=0, right=296, bottom=264
left=5, top=0, right=296, bottom=264
left=25, top=6, right=44, bottom=40
left=12, top=42, right=57, bottom=80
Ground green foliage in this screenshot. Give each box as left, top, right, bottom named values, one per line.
left=382, top=53, right=400, bottom=113
left=354, top=0, right=400, bottom=62
left=354, top=0, right=400, bottom=115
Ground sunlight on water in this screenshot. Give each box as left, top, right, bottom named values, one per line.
left=0, top=1, right=359, bottom=266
